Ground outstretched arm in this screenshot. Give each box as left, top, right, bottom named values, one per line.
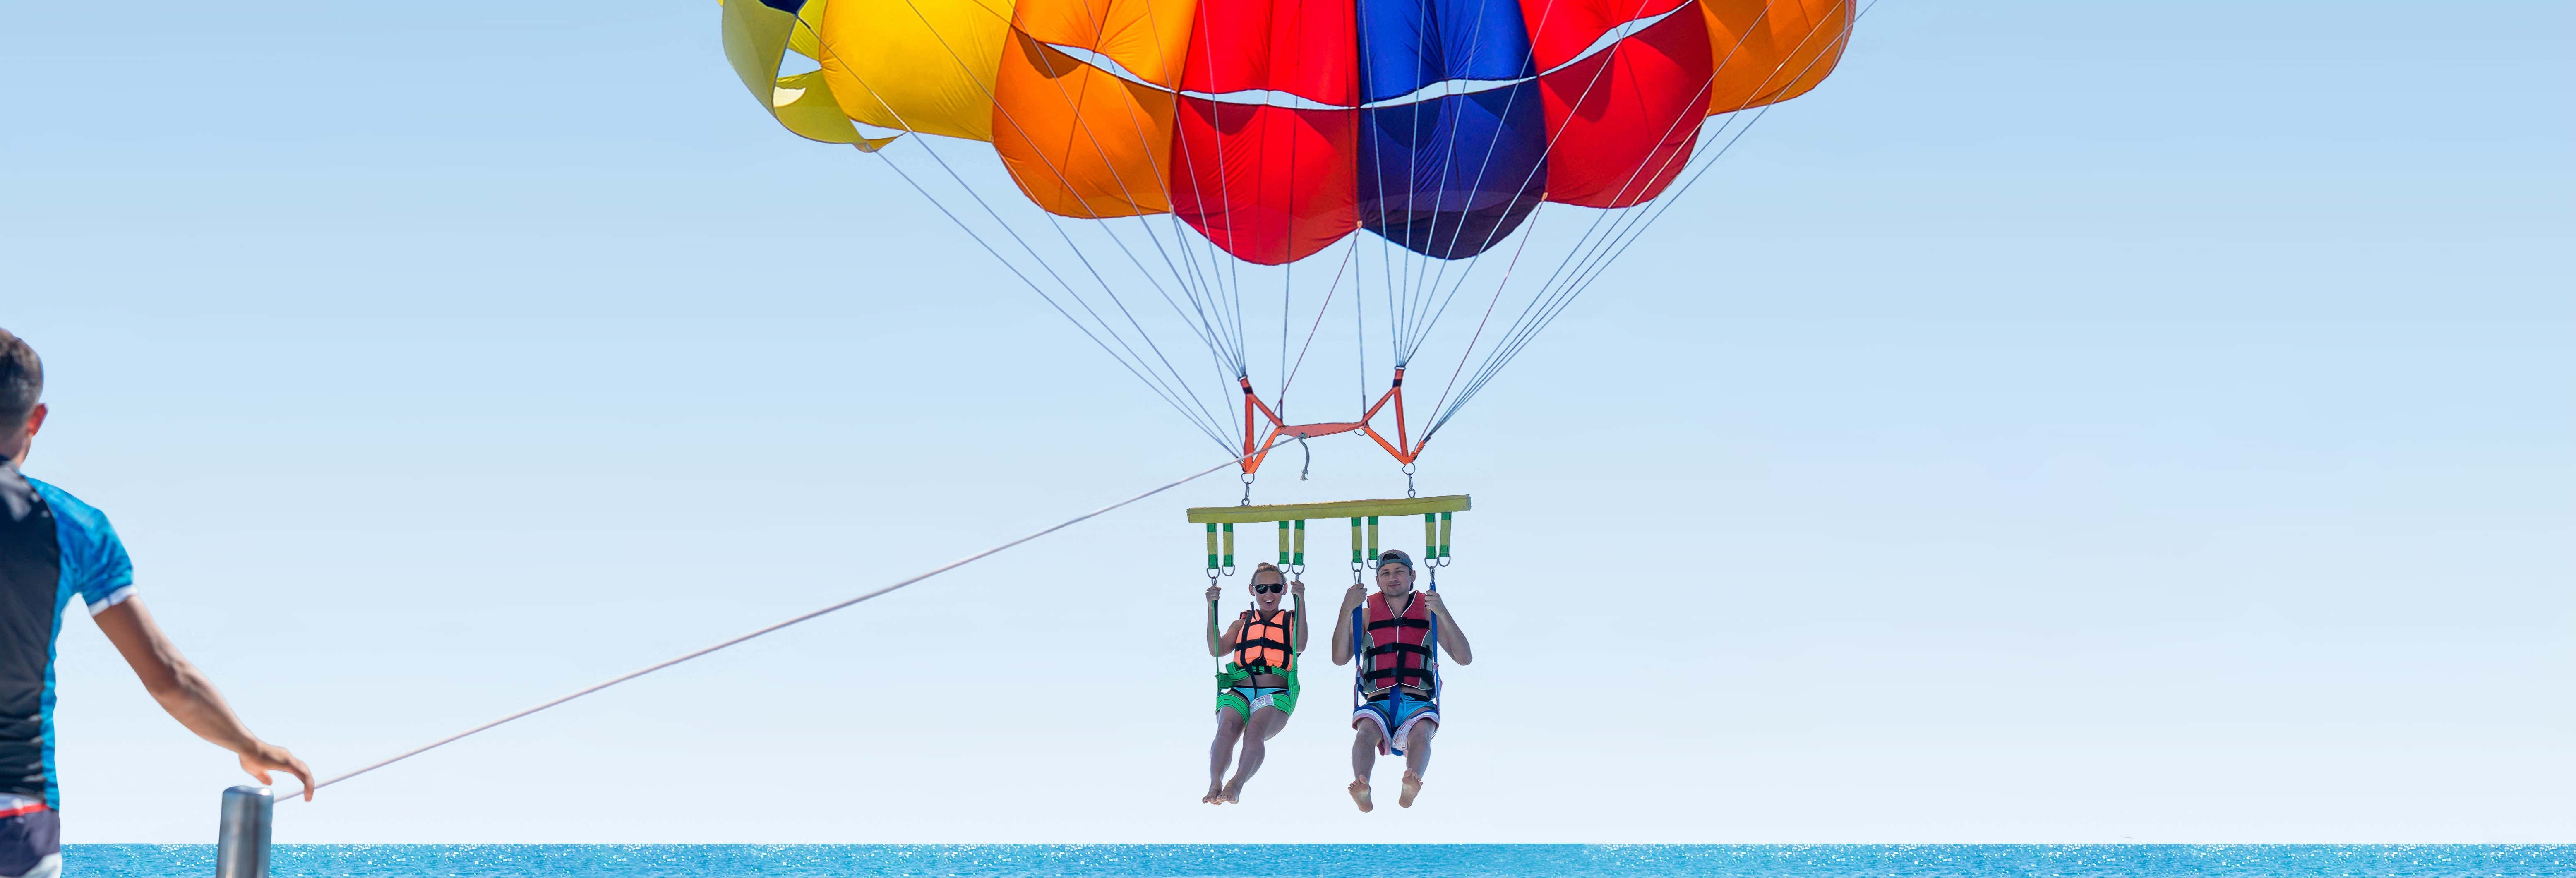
left=1330, top=582, right=1364, bottom=665
left=1205, top=584, right=1223, bottom=656
left=1289, top=581, right=1308, bottom=653
left=1424, top=592, right=1472, bottom=665
left=93, top=598, right=316, bottom=799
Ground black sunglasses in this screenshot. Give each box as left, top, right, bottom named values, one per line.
left=1252, top=582, right=1285, bottom=594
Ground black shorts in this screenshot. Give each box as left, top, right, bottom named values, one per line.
left=0, top=806, right=58, bottom=878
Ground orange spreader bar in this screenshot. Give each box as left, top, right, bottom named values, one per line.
left=1237, top=368, right=1425, bottom=475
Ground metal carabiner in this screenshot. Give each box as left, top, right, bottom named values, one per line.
left=1297, top=434, right=1312, bottom=481
left=1401, top=462, right=1417, bottom=498
left=1239, top=470, right=1256, bottom=506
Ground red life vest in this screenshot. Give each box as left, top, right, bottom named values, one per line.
left=1360, top=593, right=1435, bottom=695
left=1234, top=609, right=1295, bottom=671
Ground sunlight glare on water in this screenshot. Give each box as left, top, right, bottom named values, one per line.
left=62, top=844, right=2576, bottom=878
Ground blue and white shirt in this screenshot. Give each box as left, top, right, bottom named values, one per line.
left=0, top=461, right=136, bottom=808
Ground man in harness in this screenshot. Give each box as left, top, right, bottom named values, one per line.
left=1201, top=562, right=1305, bottom=804
left=1332, top=548, right=1473, bottom=811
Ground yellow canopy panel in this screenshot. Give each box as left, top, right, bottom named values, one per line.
left=1186, top=495, right=1470, bottom=524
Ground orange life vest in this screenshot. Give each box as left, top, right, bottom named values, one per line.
left=1234, top=609, right=1295, bottom=671
left=1360, top=593, right=1435, bottom=694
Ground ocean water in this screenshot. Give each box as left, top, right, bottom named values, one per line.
left=58, top=844, right=2574, bottom=877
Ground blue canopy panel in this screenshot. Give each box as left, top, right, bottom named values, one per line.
left=1354, top=0, right=1548, bottom=260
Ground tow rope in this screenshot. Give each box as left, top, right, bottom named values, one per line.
left=276, top=449, right=1261, bottom=802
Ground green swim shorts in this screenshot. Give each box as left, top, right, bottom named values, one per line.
left=1215, top=662, right=1300, bottom=720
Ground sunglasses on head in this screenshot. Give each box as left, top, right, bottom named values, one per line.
left=1253, top=582, right=1284, bottom=594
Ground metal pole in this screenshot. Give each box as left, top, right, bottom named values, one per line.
left=215, top=785, right=272, bottom=878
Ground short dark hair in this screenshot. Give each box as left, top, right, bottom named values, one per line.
left=0, top=329, right=41, bottom=426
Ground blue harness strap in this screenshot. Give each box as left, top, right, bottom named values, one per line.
left=1350, top=604, right=1365, bottom=710
left=1426, top=566, right=1441, bottom=702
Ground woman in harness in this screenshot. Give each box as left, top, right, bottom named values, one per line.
left=1332, top=548, right=1474, bottom=811
left=1202, top=562, right=1306, bottom=804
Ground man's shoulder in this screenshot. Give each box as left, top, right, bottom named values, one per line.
left=19, top=476, right=118, bottom=545
left=21, top=475, right=135, bottom=603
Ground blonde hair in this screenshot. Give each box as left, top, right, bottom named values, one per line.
left=1249, top=562, right=1284, bottom=582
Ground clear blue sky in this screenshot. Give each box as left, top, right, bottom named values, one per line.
left=3, top=0, right=2569, bottom=844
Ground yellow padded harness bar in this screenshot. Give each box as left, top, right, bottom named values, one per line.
left=1184, top=495, right=1470, bottom=524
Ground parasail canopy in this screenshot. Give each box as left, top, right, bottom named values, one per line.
left=722, top=0, right=1854, bottom=477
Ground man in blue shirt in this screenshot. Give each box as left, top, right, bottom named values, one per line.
left=0, top=329, right=311, bottom=877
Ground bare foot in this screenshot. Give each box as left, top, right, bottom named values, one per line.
left=1397, top=770, right=1424, bottom=808
left=1220, top=779, right=1244, bottom=804
left=1202, top=784, right=1225, bottom=804
left=1348, top=778, right=1374, bottom=813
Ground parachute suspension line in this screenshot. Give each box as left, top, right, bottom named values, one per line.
left=1404, top=206, right=1542, bottom=370
left=1500, top=0, right=1879, bottom=357
left=1384, top=230, right=1405, bottom=367
left=1333, top=0, right=1671, bottom=459
left=910, top=139, right=1228, bottom=444
left=1002, top=18, right=1256, bottom=406
left=1424, top=202, right=1544, bottom=425
left=1556, top=8, right=1864, bottom=343
left=1350, top=0, right=1407, bottom=369
left=883, top=2, right=1244, bottom=429
left=1100, top=0, right=1244, bottom=378
left=1432, top=14, right=1796, bottom=396
left=820, top=66, right=1229, bottom=449
left=1020, top=42, right=1236, bottom=381
left=1429, top=0, right=1854, bottom=433
left=1388, top=0, right=1579, bottom=364
left=829, top=103, right=1230, bottom=450
left=1407, top=0, right=1805, bottom=372
left=1428, top=1, right=1876, bottom=438
left=1356, top=237, right=1375, bottom=448
left=273, top=447, right=1269, bottom=803
left=1393, top=0, right=1522, bottom=357
left=1434, top=99, right=1825, bottom=436
left=1196, top=0, right=1270, bottom=376
left=1392, top=0, right=1441, bottom=350
left=1054, top=0, right=1227, bottom=342
left=1277, top=86, right=1299, bottom=418
left=1278, top=259, right=1291, bottom=420
left=1167, top=19, right=1255, bottom=374
left=1283, top=237, right=1358, bottom=403
left=1383, top=0, right=1679, bottom=368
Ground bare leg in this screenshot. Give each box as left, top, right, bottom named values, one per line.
left=1349, top=719, right=1386, bottom=812
left=1398, top=720, right=1438, bottom=808
left=1221, top=706, right=1290, bottom=802
left=1206, top=709, right=1246, bottom=804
